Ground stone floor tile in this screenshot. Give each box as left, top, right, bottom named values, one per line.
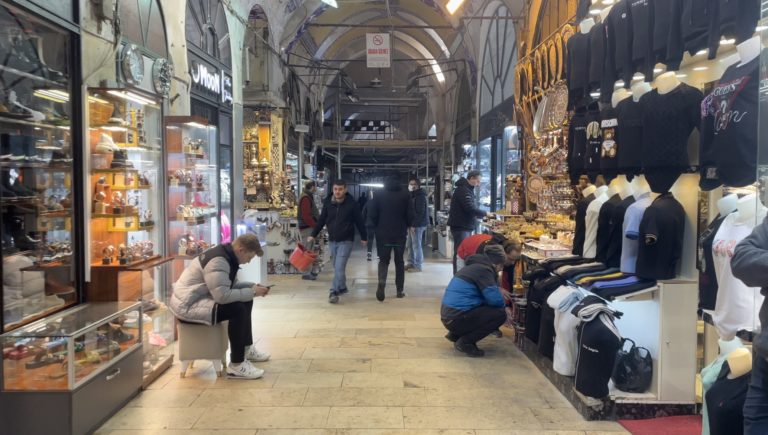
left=326, top=407, right=404, bottom=429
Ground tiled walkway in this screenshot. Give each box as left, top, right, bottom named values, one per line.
left=96, top=248, right=629, bottom=435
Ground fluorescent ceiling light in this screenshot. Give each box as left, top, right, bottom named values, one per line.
left=446, top=0, right=465, bottom=14
left=676, top=73, right=688, bottom=78
left=185, top=121, right=208, bottom=129
left=33, top=89, right=69, bottom=103
left=361, top=183, right=384, bottom=188
left=693, top=66, right=708, bottom=71
left=653, top=68, right=663, bottom=73
left=614, top=80, right=625, bottom=87
left=428, top=60, right=445, bottom=83
left=696, top=49, right=708, bottom=56
left=602, top=0, right=615, bottom=4
left=321, top=0, right=338, bottom=7
left=589, top=8, right=602, bottom=15
left=589, top=91, right=600, bottom=98
left=107, top=90, right=156, bottom=106
left=757, top=26, right=768, bottom=32
left=720, top=38, right=736, bottom=45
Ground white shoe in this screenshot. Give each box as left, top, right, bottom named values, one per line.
left=245, top=346, right=271, bottom=362
left=226, top=360, right=264, bottom=379
left=95, top=134, right=118, bottom=153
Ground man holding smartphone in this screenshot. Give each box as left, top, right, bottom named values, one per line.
left=169, top=233, right=272, bottom=379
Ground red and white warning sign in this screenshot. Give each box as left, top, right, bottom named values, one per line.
left=366, top=33, right=391, bottom=68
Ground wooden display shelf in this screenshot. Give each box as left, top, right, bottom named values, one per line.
left=20, top=257, right=72, bottom=271
left=90, top=168, right=139, bottom=174
left=107, top=225, right=153, bottom=233
left=90, top=255, right=162, bottom=271
left=87, top=255, right=163, bottom=302
left=0, top=196, right=40, bottom=205
left=0, top=115, right=69, bottom=130
left=91, top=124, right=139, bottom=132
left=110, top=185, right=151, bottom=191
left=125, top=256, right=173, bottom=271
left=92, top=212, right=140, bottom=219
left=39, top=209, right=73, bottom=218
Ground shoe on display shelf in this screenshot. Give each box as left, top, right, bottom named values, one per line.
left=227, top=360, right=264, bottom=379
left=110, top=150, right=134, bottom=168
left=123, top=312, right=152, bottom=328
left=95, top=133, right=118, bottom=154
left=245, top=346, right=271, bottom=362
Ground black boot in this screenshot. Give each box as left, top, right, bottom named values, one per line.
left=454, top=338, right=485, bottom=357
left=396, top=289, right=405, bottom=298
left=376, top=283, right=385, bottom=302
left=444, top=332, right=460, bottom=343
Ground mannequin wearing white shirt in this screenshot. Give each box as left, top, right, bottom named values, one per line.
left=737, top=36, right=760, bottom=66
left=612, top=88, right=631, bottom=108
left=583, top=185, right=610, bottom=258
left=631, top=81, right=652, bottom=102
left=717, top=194, right=738, bottom=217
left=580, top=18, right=595, bottom=34
left=582, top=184, right=597, bottom=198
left=655, top=71, right=682, bottom=95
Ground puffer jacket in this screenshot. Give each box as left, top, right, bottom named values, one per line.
left=169, top=244, right=254, bottom=325
left=441, top=254, right=504, bottom=322
left=447, top=177, right=486, bottom=231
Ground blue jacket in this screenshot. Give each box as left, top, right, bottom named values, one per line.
left=441, top=255, right=504, bottom=320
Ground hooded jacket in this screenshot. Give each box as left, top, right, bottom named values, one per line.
left=367, top=177, right=415, bottom=244
left=730, top=216, right=768, bottom=358
left=447, top=177, right=486, bottom=231
left=411, top=187, right=428, bottom=227
left=441, top=254, right=505, bottom=322
left=169, top=244, right=255, bottom=325
left=311, top=192, right=367, bottom=243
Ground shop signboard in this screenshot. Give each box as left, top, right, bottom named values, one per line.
left=189, top=54, right=233, bottom=107
left=366, top=33, right=390, bottom=68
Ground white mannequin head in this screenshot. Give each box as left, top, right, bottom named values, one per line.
left=655, top=71, right=682, bottom=95
left=717, top=194, right=739, bottom=216
left=631, top=81, right=653, bottom=101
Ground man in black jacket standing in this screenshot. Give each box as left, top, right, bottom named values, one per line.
left=447, top=170, right=491, bottom=273
left=308, top=179, right=367, bottom=304
left=367, top=174, right=415, bottom=301
left=731, top=216, right=768, bottom=434
left=406, top=177, right=429, bottom=272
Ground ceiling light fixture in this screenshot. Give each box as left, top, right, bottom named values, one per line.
left=720, top=38, right=736, bottom=45
left=693, top=66, right=708, bottom=71
left=696, top=49, right=708, bottom=56
left=107, top=90, right=156, bottom=106
left=589, top=8, right=602, bottom=15
left=321, top=0, right=338, bottom=7
left=446, top=0, right=465, bottom=14
left=614, top=80, right=625, bottom=87
left=33, top=89, right=69, bottom=103
left=676, top=73, right=688, bottom=78
left=653, top=68, right=663, bottom=73
left=360, top=183, right=384, bottom=188
left=602, top=0, right=615, bottom=4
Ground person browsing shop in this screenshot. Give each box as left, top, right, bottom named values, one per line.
left=447, top=170, right=494, bottom=273
left=367, top=174, right=415, bottom=301
left=441, top=244, right=508, bottom=357
left=308, top=179, right=367, bottom=304
left=406, top=177, right=429, bottom=273
left=730, top=216, right=768, bottom=434
left=298, top=180, right=320, bottom=281
left=169, top=234, right=271, bottom=380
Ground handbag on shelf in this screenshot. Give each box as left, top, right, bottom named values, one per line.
left=611, top=338, right=653, bottom=393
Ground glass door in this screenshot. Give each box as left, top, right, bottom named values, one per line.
left=478, top=137, right=492, bottom=211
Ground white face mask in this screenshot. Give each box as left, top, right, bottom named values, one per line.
left=408, top=185, right=417, bottom=192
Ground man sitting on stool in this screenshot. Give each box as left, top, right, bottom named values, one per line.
left=441, top=244, right=507, bottom=357
left=169, top=233, right=272, bottom=379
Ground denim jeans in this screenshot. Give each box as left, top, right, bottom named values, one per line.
left=744, top=355, right=768, bottom=434
left=377, top=239, right=405, bottom=291
left=328, top=241, right=353, bottom=294
left=366, top=227, right=376, bottom=254
left=451, top=230, right=472, bottom=274
left=406, top=226, right=426, bottom=269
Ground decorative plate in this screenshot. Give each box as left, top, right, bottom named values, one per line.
left=152, top=58, right=173, bottom=96
left=553, top=32, right=564, bottom=83
left=548, top=40, right=558, bottom=85
left=539, top=46, right=549, bottom=89
left=527, top=174, right=545, bottom=195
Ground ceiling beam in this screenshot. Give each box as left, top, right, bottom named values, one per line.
left=316, top=140, right=436, bottom=149
left=306, top=23, right=453, bottom=29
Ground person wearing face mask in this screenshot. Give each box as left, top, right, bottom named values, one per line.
left=447, top=170, right=493, bottom=273
left=441, top=244, right=508, bottom=357
left=406, top=177, right=429, bottom=273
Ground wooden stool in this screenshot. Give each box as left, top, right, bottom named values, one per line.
left=177, top=320, right=228, bottom=378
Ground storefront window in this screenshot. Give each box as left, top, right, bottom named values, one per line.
left=477, top=137, right=492, bottom=211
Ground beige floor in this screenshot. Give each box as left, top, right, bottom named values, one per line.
left=96, top=248, right=629, bottom=435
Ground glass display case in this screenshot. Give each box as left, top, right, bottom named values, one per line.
left=165, top=116, right=219, bottom=282
left=0, top=4, right=78, bottom=332
left=219, top=147, right=232, bottom=243
left=1, top=302, right=141, bottom=391
left=478, top=137, right=493, bottom=211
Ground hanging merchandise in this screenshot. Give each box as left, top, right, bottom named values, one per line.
left=628, top=0, right=654, bottom=80
left=566, top=25, right=591, bottom=109
left=605, top=0, right=634, bottom=85
left=667, top=0, right=712, bottom=69
left=614, top=96, right=644, bottom=177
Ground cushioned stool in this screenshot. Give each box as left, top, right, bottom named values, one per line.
left=177, top=320, right=228, bottom=378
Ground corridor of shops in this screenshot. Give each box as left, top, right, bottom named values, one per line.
left=95, top=247, right=627, bottom=433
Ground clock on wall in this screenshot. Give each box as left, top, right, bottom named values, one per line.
left=120, top=44, right=144, bottom=86
left=152, top=58, right=173, bottom=96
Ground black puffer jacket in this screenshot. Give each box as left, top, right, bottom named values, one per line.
left=447, top=177, right=486, bottom=231
left=311, top=192, right=367, bottom=243
left=367, top=178, right=415, bottom=244
left=411, top=188, right=428, bottom=227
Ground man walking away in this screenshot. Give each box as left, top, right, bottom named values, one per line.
left=367, top=174, right=415, bottom=301
left=441, top=244, right=507, bottom=357
left=406, top=177, right=429, bottom=272
left=362, top=200, right=376, bottom=262
left=447, top=170, right=491, bottom=273
left=169, top=234, right=272, bottom=379
left=730, top=216, right=768, bottom=434
left=308, top=179, right=367, bottom=304
left=298, top=180, right=320, bottom=280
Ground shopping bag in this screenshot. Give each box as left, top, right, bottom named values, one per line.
left=611, top=338, right=653, bottom=393
left=289, top=243, right=317, bottom=272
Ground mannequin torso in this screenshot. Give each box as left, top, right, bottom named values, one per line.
left=582, top=185, right=597, bottom=198
left=630, top=175, right=651, bottom=197
left=717, top=194, right=738, bottom=216
left=734, top=194, right=761, bottom=224
left=612, top=88, right=631, bottom=108
left=631, top=82, right=652, bottom=102
left=594, top=185, right=609, bottom=201
left=580, top=18, right=595, bottom=34
left=726, top=348, right=752, bottom=379
left=737, top=36, right=760, bottom=66
left=655, top=71, right=682, bottom=95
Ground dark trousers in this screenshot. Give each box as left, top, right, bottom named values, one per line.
left=443, top=306, right=506, bottom=344
left=745, top=355, right=768, bottom=434
left=377, top=238, right=405, bottom=291
left=367, top=227, right=376, bottom=254
left=451, top=230, right=472, bottom=274
left=214, top=300, right=254, bottom=364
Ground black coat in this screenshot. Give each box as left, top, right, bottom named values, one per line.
left=411, top=188, right=429, bottom=227
left=447, top=177, right=486, bottom=231
left=311, top=192, right=367, bottom=242
left=368, top=180, right=415, bottom=244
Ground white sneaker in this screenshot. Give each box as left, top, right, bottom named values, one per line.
left=245, top=346, right=271, bottom=362
left=95, top=134, right=117, bottom=153
left=226, top=360, right=264, bottom=379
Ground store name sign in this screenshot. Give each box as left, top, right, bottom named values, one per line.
left=221, top=73, right=233, bottom=105
left=366, top=33, right=390, bottom=68
left=190, top=60, right=232, bottom=106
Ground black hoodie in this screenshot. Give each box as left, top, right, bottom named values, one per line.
left=447, top=177, right=486, bottom=231
left=311, top=192, right=367, bottom=243
left=367, top=178, right=415, bottom=244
